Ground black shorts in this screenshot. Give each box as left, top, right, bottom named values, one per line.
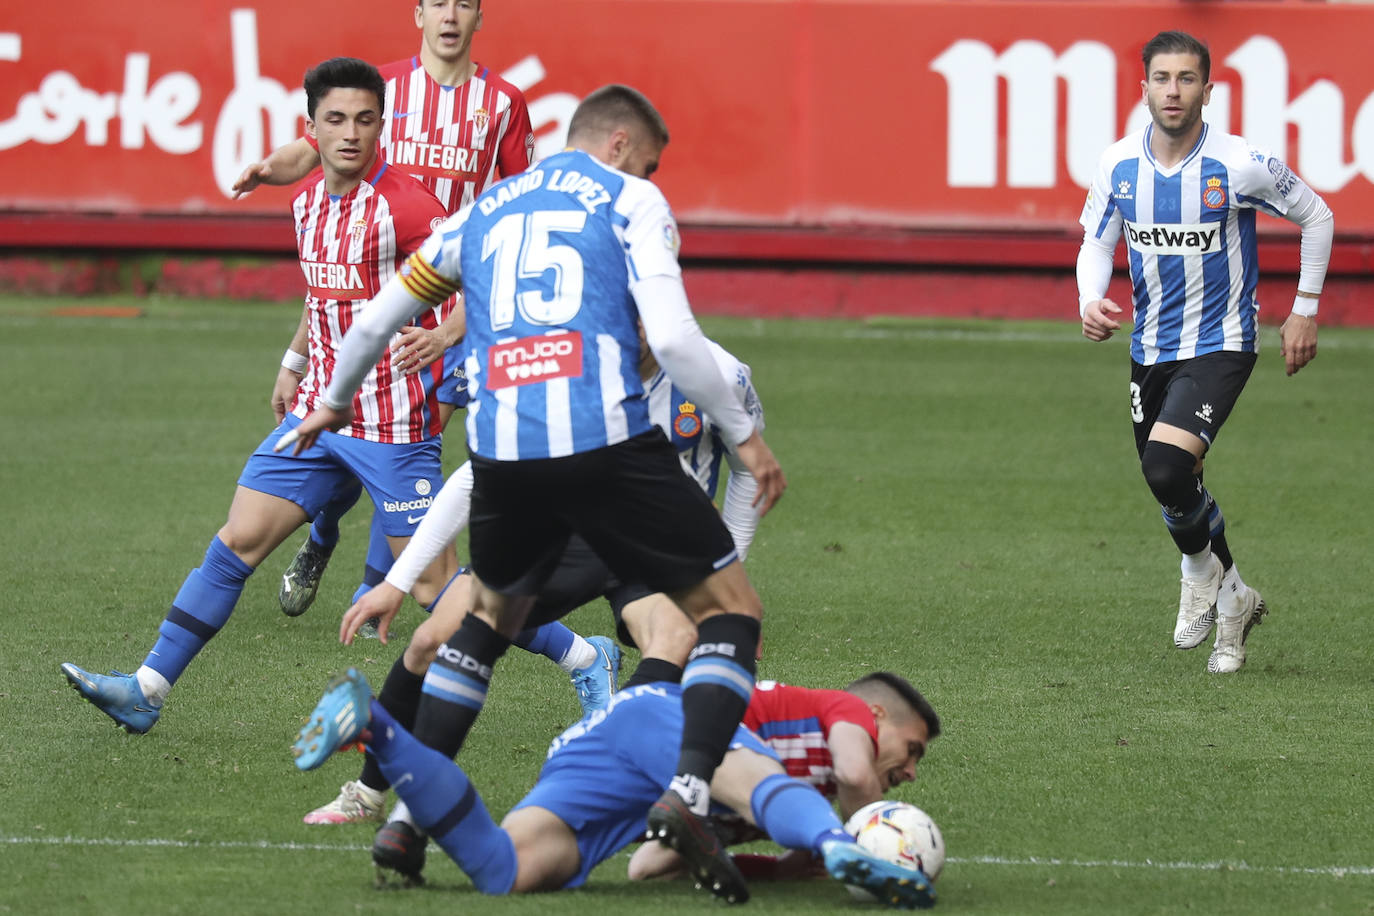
left=1129, top=351, right=1257, bottom=458
left=469, top=429, right=738, bottom=598
left=525, top=534, right=655, bottom=634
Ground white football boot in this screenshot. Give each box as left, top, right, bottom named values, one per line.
left=1208, top=583, right=1268, bottom=674
left=1174, top=554, right=1223, bottom=649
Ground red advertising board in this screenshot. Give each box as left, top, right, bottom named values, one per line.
left=3, top=1, right=1374, bottom=243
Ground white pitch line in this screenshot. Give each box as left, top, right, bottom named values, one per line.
left=948, top=854, right=1374, bottom=878
left=5, top=836, right=1371, bottom=877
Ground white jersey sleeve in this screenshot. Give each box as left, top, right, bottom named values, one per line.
left=1232, top=147, right=1334, bottom=306
left=383, top=461, right=473, bottom=594
left=618, top=181, right=683, bottom=284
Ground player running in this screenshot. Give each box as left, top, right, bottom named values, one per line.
left=1077, top=31, right=1334, bottom=673
left=58, top=59, right=459, bottom=734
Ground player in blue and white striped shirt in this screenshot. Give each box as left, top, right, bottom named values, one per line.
left=1076, top=31, right=1334, bottom=675
left=285, top=84, right=785, bottom=901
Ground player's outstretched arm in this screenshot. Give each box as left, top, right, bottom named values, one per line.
left=732, top=432, right=785, bottom=517
left=231, top=138, right=321, bottom=198
left=340, top=582, right=406, bottom=645
left=382, top=462, right=474, bottom=595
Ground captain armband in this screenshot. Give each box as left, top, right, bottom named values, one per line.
left=398, top=253, right=459, bottom=306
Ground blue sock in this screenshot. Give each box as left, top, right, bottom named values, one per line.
left=750, top=773, right=845, bottom=852
left=144, top=537, right=254, bottom=685
left=512, top=621, right=576, bottom=663
left=367, top=701, right=517, bottom=894
left=352, top=512, right=395, bottom=603
left=309, top=481, right=362, bottom=549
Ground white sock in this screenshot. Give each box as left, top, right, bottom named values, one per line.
left=388, top=800, right=415, bottom=828
left=135, top=666, right=171, bottom=706
left=559, top=635, right=597, bottom=674
left=354, top=781, right=385, bottom=804
left=1218, top=564, right=1247, bottom=618
left=1180, top=549, right=1214, bottom=580
left=669, top=774, right=712, bottom=816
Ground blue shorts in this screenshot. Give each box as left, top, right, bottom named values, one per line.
left=512, top=683, right=776, bottom=889
left=435, top=346, right=469, bottom=408
left=238, top=414, right=443, bottom=537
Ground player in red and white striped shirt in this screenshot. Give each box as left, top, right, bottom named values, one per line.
left=626, top=672, right=941, bottom=882
left=289, top=155, right=450, bottom=444
left=60, top=59, right=460, bottom=736
left=233, top=0, right=537, bottom=621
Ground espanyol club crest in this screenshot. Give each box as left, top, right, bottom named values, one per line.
left=674, top=400, right=701, bottom=439
left=1203, top=177, right=1226, bottom=210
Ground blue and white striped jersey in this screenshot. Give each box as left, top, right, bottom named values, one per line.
left=410, top=148, right=683, bottom=460
left=645, top=340, right=764, bottom=499
left=1080, top=124, right=1314, bottom=366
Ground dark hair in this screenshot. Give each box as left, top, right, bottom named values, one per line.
left=304, top=57, right=386, bottom=119
left=1142, top=30, right=1210, bottom=83
left=846, top=672, right=942, bottom=739
left=567, top=83, right=670, bottom=147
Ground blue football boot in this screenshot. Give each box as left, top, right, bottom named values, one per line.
left=293, top=668, right=373, bottom=771
left=60, top=664, right=161, bottom=734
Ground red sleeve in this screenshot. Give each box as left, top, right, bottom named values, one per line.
left=303, top=133, right=318, bottom=151
left=497, top=90, right=535, bottom=177
left=815, top=690, right=879, bottom=745
left=386, top=173, right=446, bottom=257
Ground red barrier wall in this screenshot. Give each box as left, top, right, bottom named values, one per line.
left=2, top=2, right=1371, bottom=320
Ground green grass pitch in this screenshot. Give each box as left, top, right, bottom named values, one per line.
left=1, top=298, right=1370, bottom=915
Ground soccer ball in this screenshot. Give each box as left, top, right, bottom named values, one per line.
left=842, top=800, right=945, bottom=900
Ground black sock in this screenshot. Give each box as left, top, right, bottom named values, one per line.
left=360, top=655, right=425, bottom=791
left=411, top=614, right=510, bottom=759
left=622, top=657, right=684, bottom=689
left=675, top=614, right=759, bottom=783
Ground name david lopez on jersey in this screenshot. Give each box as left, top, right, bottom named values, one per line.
left=477, top=166, right=613, bottom=216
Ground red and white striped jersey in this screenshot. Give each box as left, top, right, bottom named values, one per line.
left=743, top=681, right=879, bottom=798
left=290, top=157, right=451, bottom=443
left=378, top=57, right=534, bottom=214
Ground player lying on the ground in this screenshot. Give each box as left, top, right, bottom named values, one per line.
left=625, top=673, right=940, bottom=882
left=292, top=666, right=937, bottom=908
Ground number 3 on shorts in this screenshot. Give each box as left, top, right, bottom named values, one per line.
left=1129, top=381, right=1144, bottom=424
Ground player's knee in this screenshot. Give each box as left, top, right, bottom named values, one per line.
left=1140, top=441, right=1203, bottom=510
left=406, top=618, right=448, bottom=669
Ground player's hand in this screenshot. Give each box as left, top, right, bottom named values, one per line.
left=341, top=583, right=406, bottom=645
left=231, top=161, right=272, bottom=199
left=1082, top=299, right=1122, bottom=341
left=391, top=326, right=446, bottom=374
left=271, top=366, right=302, bottom=423
left=274, top=404, right=351, bottom=455
left=734, top=430, right=785, bottom=517
left=1279, top=313, right=1318, bottom=376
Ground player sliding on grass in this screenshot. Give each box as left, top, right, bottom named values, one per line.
left=301, top=335, right=767, bottom=872
left=292, top=663, right=938, bottom=907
